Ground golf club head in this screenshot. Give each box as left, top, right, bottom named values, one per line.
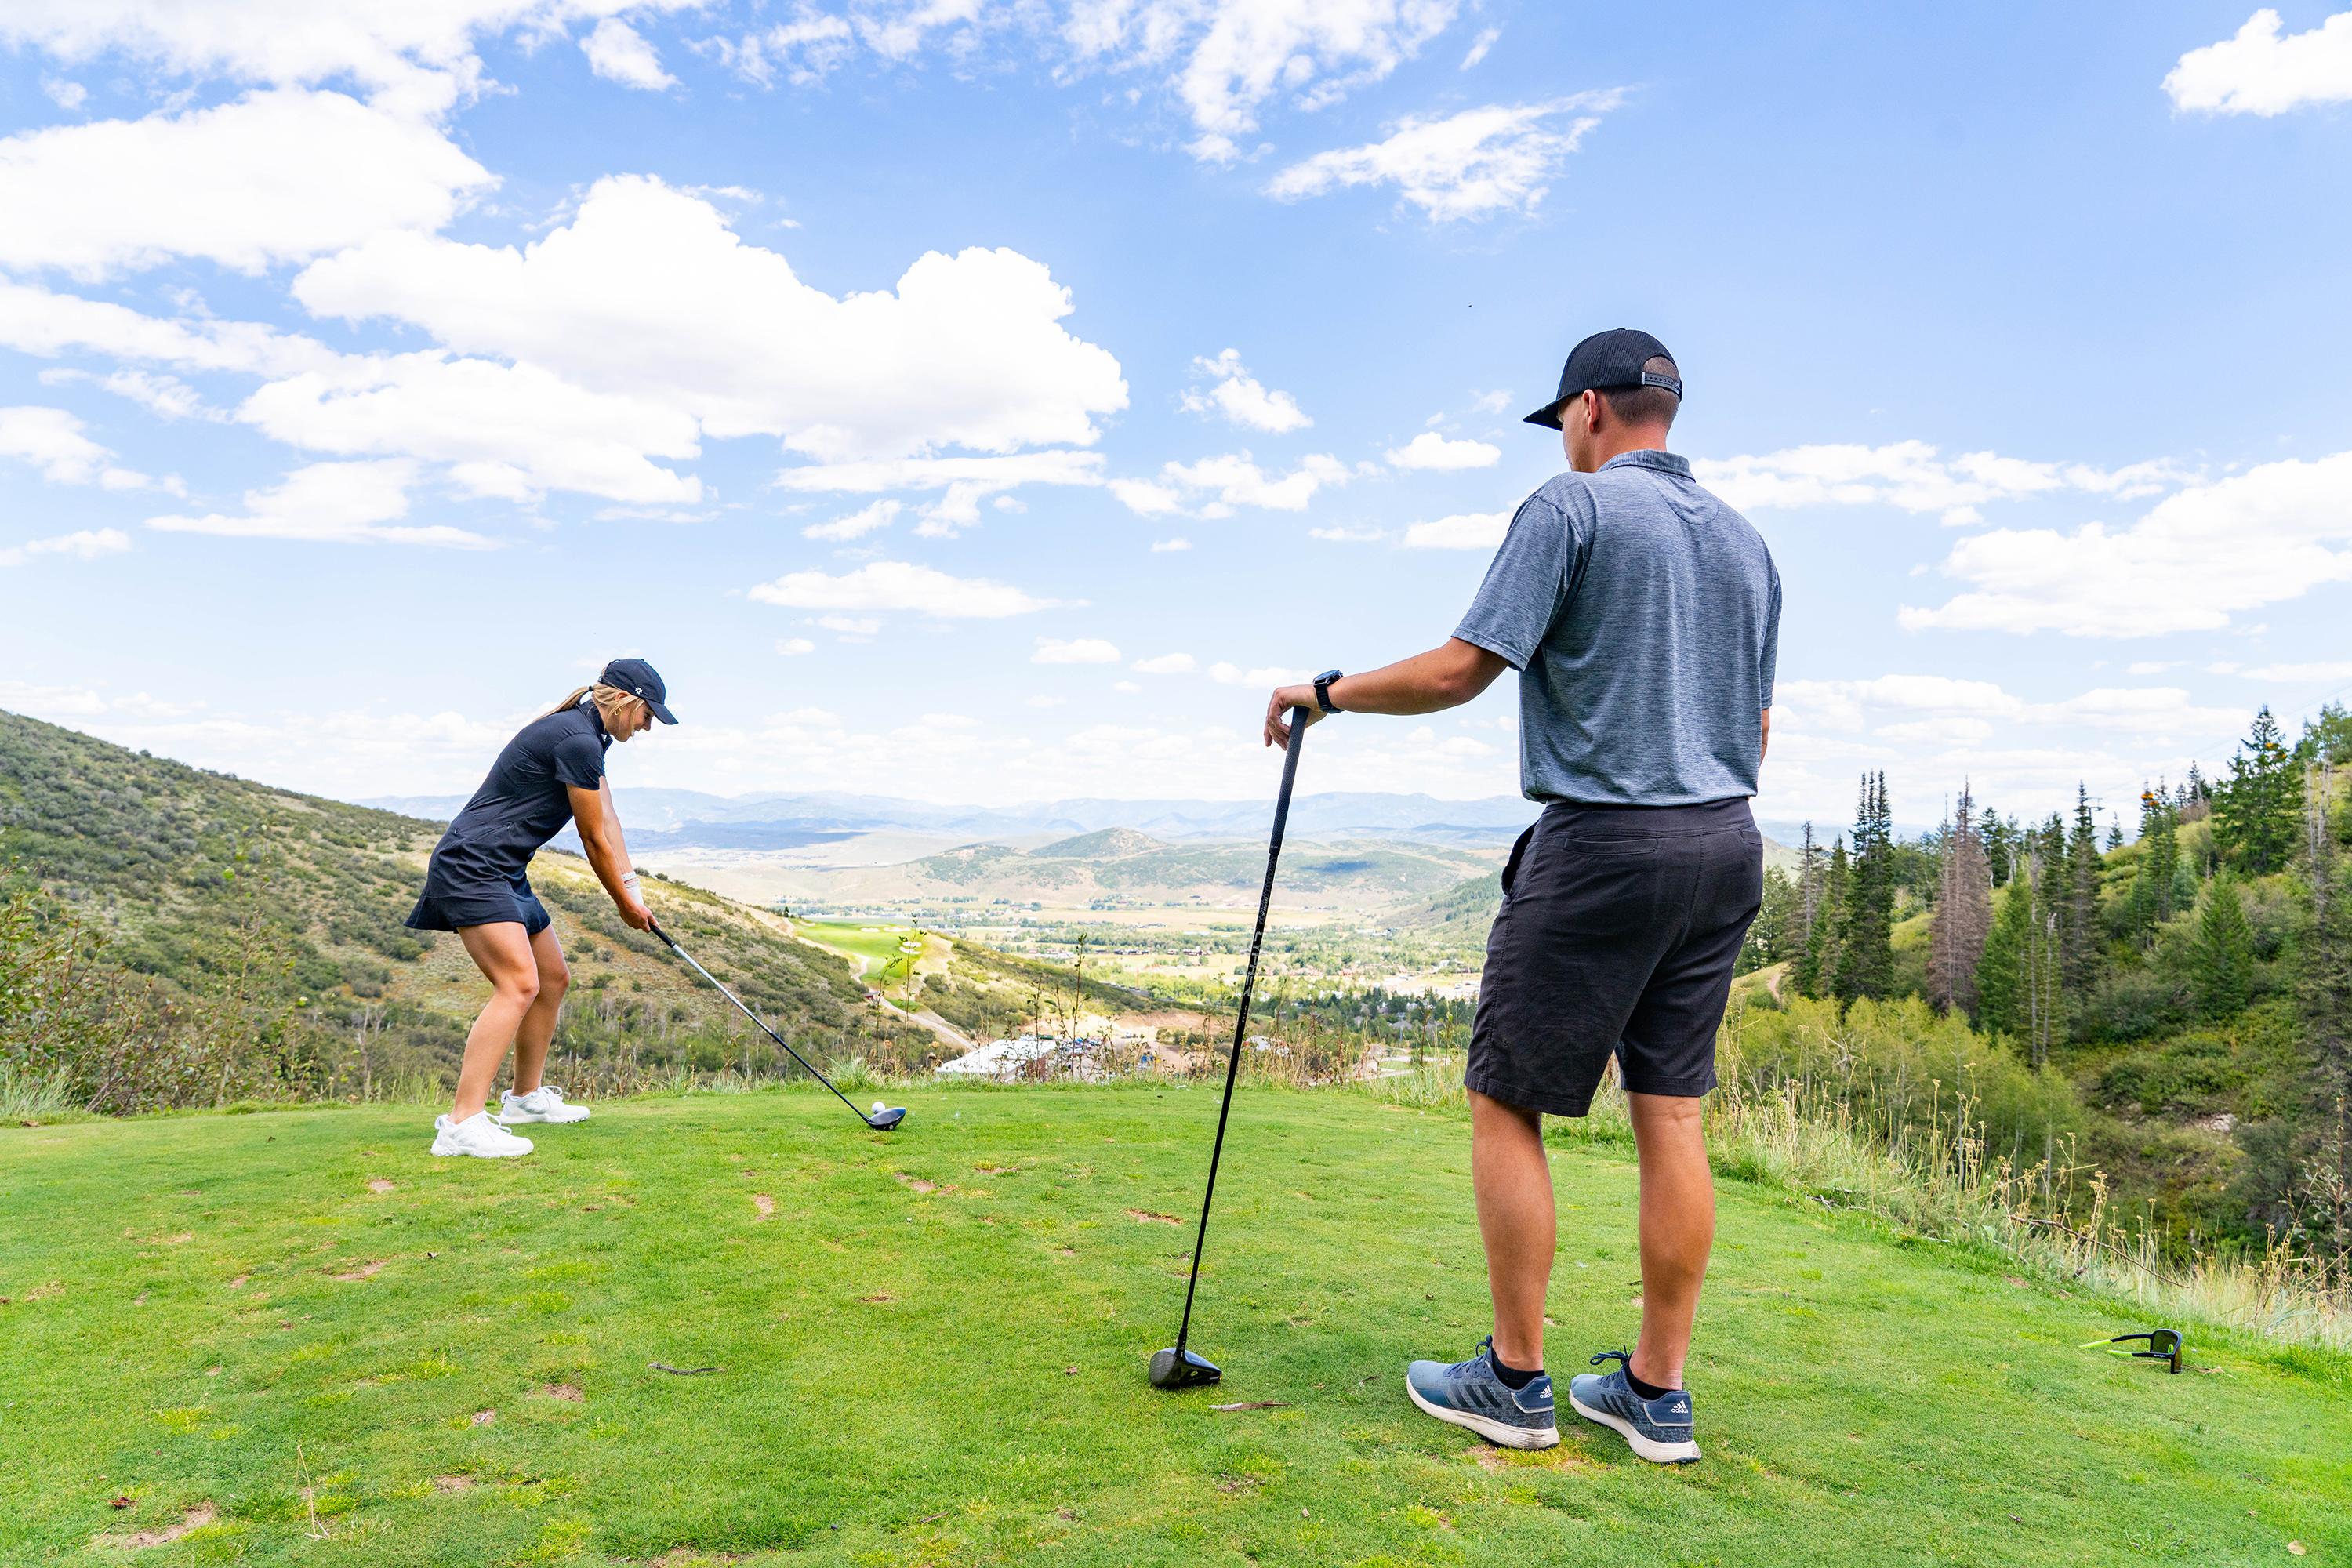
left=1147, top=1347, right=1221, bottom=1389
left=865, top=1106, right=907, bottom=1131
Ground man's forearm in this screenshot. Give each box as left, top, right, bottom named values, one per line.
left=1327, top=639, right=1509, bottom=716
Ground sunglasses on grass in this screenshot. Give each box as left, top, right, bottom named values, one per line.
left=2079, top=1328, right=2183, bottom=1374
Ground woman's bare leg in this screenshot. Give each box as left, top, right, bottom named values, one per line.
left=452, top=924, right=538, bottom=1121
left=510, top=925, right=571, bottom=1095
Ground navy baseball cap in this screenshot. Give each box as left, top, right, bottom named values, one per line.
left=597, top=658, right=677, bottom=724
left=1525, top=328, right=1682, bottom=428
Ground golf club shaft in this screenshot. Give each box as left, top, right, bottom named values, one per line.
left=652, top=922, right=874, bottom=1123
left=1171, top=706, right=1311, bottom=1356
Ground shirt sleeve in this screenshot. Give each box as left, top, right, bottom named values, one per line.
left=1759, top=556, right=1783, bottom=709
left=1452, top=486, right=1584, bottom=670
left=550, top=728, right=608, bottom=791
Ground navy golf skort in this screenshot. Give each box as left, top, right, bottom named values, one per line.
left=1466, top=797, right=1763, bottom=1117
left=405, top=867, right=553, bottom=937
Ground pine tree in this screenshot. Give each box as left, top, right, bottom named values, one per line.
left=1832, top=773, right=1896, bottom=1004
left=2105, top=816, right=2124, bottom=851
left=1791, top=822, right=1825, bottom=998
left=1928, top=785, right=1992, bottom=1014
left=2064, top=783, right=2103, bottom=997
left=2299, top=761, right=2352, bottom=1263
left=1977, top=848, right=2063, bottom=1062
left=2216, top=706, right=2303, bottom=874
left=2127, top=786, right=2179, bottom=943
left=2191, top=875, right=2256, bottom=1021
left=1799, top=839, right=1848, bottom=1001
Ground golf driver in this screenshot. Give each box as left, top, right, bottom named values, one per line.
left=650, top=920, right=907, bottom=1131
left=1148, top=705, right=1312, bottom=1391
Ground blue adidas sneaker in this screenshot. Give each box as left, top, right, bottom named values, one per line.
left=1404, top=1336, right=1559, bottom=1450
left=1567, top=1349, right=1700, bottom=1464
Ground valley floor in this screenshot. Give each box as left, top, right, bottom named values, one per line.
left=2, top=1089, right=2343, bottom=1566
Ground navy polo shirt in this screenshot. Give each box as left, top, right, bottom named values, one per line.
left=427, top=702, right=612, bottom=885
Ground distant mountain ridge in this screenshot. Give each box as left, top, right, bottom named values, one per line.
left=360, top=786, right=1543, bottom=847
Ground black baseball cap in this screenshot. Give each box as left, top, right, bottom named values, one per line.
left=1524, top=328, right=1682, bottom=428
left=597, top=657, right=677, bottom=724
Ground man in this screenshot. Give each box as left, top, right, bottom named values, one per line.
left=1261, top=329, right=1777, bottom=1464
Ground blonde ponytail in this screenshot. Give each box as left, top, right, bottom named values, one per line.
left=543, top=683, right=649, bottom=730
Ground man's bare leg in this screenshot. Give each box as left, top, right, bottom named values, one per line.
left=1471, top=1087, right=1555, bottom=1371
left=1626, top=1091, right=1715, bottom=1390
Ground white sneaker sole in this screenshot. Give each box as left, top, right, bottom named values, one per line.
left=431, top=1135, right=533, bottom=1158
left=1568, top=1392, right=1701, bottom=1464
left=495, top=1109, right=590, bottom=1125
left=1406, top=1379, right=1559, bottom=1450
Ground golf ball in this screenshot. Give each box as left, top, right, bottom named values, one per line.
left=873, top=1101, right=886, bottom=1114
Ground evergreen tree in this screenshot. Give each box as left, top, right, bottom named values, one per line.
left=1790, top=822, right=1825, bottom=997
left=2298, top=760, right=2352, bottom=1263
left=1798, top=838, right=1847, bottom=1000
left=2191, top=875, right=2256, bottom=1021
left=1977, top=849, right=2063, bottom=1062
left=2105, top=815, right=2124, bottom=851
left=1832, top=772, right=1896, bottom=1004
left=2127, top=786, right=2180, bottom=942
left=1927, top=785, right=1992, bottom=1014
left=2297, top=702, right=2352, bottom=768
left=2064, top=783, right=2103, bottom=997
left=2216, top=706, right=2303, bottom=875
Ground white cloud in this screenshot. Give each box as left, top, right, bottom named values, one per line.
left=1468, top=389, right=1512, bottom=414
left=295, top=176, right=1127, bottom=465
left=1460, top=25, right=1498, bottom=68
left=2127, top=660, right=2179, bottom=676
left=0, top=527, right=131, bottom=568
left=1696, top=441, right=2190, bottom=521
left=1268, top=96, right=1617, bottom=221
left=1033, top=636, right=1122, bottom=664
left=40, top=367, right=215, bottom=422
left=582, top=16, right=676, bottom=89
left=802, top=499, right=902, bottom=542
left=817, top=614, right=881, bottom=637
left=41, top=76, right=87, bottom=109
left=1308, top=523, right=1386, bottom=543
left=1147, top=450, right=1349, bottom=514
left=748, top=560, right=1067, bottom=618
left=0, top=405, right=154, bottom=488
left=775, top=637, right=817, bottom=655
left=1209, top=661, right=1310, bottom=685
left=699, top=13, right=858, bottom=87
left=1110, top=477, right=1185, bottom=515
left=1901, top=451, right=2352, bottom=638
left=0, top=89, right=495, bottom=278
left=2165, top=8, right=2352, bottom=116
left=147, top=459, right=494, bottom=547
left=240, top=350, right=702, bottom=503
left=1179, top=348, right=1310, bottom=432
left=2241, top=661, right=2352, bottom=684
left=0, top=278, right=332, bottom=379
left=774, top=451, right=1109, bottom=535
left=1063, top=0, right=1465, bottom=163
left=1149, top=535, right=1191, bottom=551
left=1401, top=507, right=1509, bottom=549
left=1131, top=652, right=1197, bottom=674
left=1386, top=430, right=1499, bottom=470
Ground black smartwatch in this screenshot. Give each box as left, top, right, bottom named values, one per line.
left=1313, top=669, right=1344, bottom=714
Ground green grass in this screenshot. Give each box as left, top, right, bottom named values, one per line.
left=795, top=920, right=924, bottom=991
left=2, top=1088, right=2345, bottom=1566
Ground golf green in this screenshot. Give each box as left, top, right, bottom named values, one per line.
left=2, top=1087, right=2343, bottom=1565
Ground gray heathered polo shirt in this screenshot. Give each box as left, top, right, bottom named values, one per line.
left=1454, top=449, right=1780, bottom=807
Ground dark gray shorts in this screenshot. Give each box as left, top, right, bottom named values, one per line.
left=1467, top=798, right=1762, bottom=1116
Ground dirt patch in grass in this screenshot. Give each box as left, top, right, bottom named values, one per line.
left=893, top=1174, right=938, bottom=1193
left=93, top=1502, right=216, bottom=1548
left=1127, top=1210, right=1181, bottom=1225
left=1468, top=1443, right=1595, bottom=1474
left=538, top=1383, right=586, bottom=1402
left=751, top=1194, right=774, bottom=1219
left=330, top=1261, right=386, bottom=1282
left=431, top=1475, right=474, bottom=1494
left=368, top=1178, right=395, bottom=1193
left=858, top=1291, right=899, bottom=1305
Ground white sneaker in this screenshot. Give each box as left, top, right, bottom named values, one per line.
left=498, top=1085, right=590, bottom=1125
left=432, top=1111, right=535, bottom=1159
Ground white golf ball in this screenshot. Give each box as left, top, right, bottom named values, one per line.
left=873, top=1101, right=887, bottom=1114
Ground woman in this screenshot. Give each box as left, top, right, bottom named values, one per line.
left=405, top=658, right=677, bottom=1158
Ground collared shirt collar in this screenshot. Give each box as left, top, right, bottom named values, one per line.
left=1601, top=449, right=1690, bottom=477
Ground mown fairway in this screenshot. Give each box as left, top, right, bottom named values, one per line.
left=2, top=1087, right=2344, bottom=1566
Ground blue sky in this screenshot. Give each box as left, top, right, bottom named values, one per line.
left=3, top=2, right=2350, bottom=832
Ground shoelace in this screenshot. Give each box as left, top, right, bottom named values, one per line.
left=1589, top=1348, right=1632, bottom=1373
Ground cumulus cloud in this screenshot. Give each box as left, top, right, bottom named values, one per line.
left=2165, top=8, right=2352, bottom=116
left=0, top=404, right=155, bottom=488
left=1179, top=348, right=1310, bottom=432
left=1900, top=451, right=2352, bottom=637
left=774, top=451, right=1108, bottom=535
left=776, top=637, right=816, bottom=655
left=1138, top=451, right=1350, bottom=516
left=1268, top=96, right=1617, bottom=220
left=1459, top=24, right=1498, bottom=68
left=801, top=499, right=902, bottom=542
left=294, top=176, right=1127, bottom=466
left=0, top=89, right=495, bottom=278
left=582, top=16, right=676, bottom=89
left=2241, top=661, right=2352, bottom=683
left=1401, top=508, right=1509, bottom=549
left=147, top=459, right=495, bottom=547
left=0, top=278, right=332, bottom=379
left=1131, top=652, right=1197, bottom=674
left=1033, top=636, right=1122, bottom=664
left=699, top=12, right=858, bottom=86
left=1148, top=535, right=1190, bottom=551
left=1697, top=441, right=2191, bottom=524
left=747, top=560, right=1067, bottom=618
left=1063, top=0, right=1465, bottom=162
left=1386, top=430, right=1499, bottom=470
left=0, top=526, right=131, bottom=569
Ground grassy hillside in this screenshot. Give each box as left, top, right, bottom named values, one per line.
left=0, top=710, right=932, bottom=1098
left=2, top=1088, right=2343, bottom=1566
